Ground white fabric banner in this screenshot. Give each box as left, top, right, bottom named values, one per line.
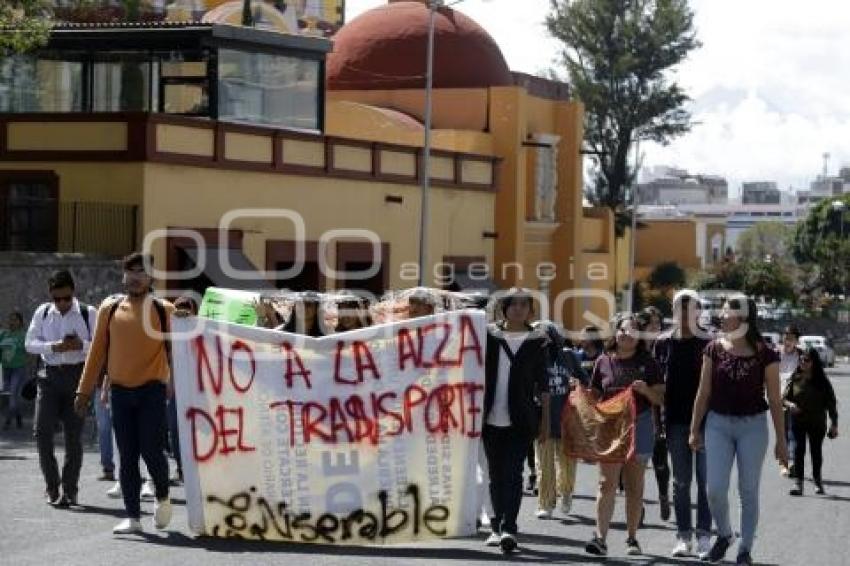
left=171, top=310, right=486, bottom=544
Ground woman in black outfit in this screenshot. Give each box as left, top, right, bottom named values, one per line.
left=482, top=288, right=548, bottom=554
left=783, top=347, right=839, bottom=496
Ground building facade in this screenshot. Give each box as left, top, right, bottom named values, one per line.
left=0, top=1, right=621, bottom=330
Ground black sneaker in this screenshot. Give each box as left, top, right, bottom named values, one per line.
left=626, top=537, right=642, bottom=556
left=736, top=551, right=753, bottom=565
left=525, top=474, right=537, bottom=493
left=789, top=484, right=803, bottom=496
left=815, top=482, right=825, bottom=495
left=499, top=532, right=518, bottom=554
left=706, top=536, right=733, bottom=563
left=660, top=495, right=671, bottom=521
left=54, top=493, right=72, bottom=508
left=45, top=489, right=61, bottom=506
left=585, top=535, right=608, bottom=556
left=98, top=470, right=115, bottom=482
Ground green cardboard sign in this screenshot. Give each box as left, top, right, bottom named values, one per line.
left=199, top=287, right=260, bottom=326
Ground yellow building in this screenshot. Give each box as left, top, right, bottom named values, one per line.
left=0, top=1, right=623, bottom=329
left=634, top=217, right=727, bottom=282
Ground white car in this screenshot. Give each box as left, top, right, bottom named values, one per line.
left=800, top=335, right=836, bottom=368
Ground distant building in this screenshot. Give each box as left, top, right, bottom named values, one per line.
left=801, top=174, right=849, bottom=204
left=742, top=181, right=781, bottom=204
left=637, top=167, right=728, bottom=205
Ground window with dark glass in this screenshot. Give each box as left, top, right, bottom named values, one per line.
left=218, top=48, right=320, bottom=130
left=0, top=176, right=58, bottom=252
left=92, top=53, right=154, bottom=112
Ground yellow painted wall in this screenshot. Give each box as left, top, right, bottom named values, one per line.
left=327, top=89, right=490, bottom=132
left=223, top=132, right=272, bottom=163
left=8, top=122, right=127, bottom=151
left=157, top=124, right=214, bottom=157
left=282, top=139, right=325, bottom=167
left=325, top=100, right=494, bottom=154
left=140, top=163, right=495, bottom=290
left=635, top=220, right=701, bottom=274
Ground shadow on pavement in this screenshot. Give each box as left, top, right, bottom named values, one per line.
left=821, top=479, right=850, bottom=488
left=71, top=504, right=146, bottom=519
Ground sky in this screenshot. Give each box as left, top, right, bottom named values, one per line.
left=344, top=0, right=850, bottom=197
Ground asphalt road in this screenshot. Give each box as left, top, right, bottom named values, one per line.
left=2, top=365, right=849, bottom=566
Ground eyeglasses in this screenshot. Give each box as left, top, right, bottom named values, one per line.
left=52, top=295, right=73, bottom=304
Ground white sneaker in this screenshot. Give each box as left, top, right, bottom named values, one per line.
left=107, top=481, right=122, bottom=499
left=141, top=480, right=155, bottom=500
left=696, top=534, right=712, bottom=560
left=485, top=532, right=501, bottom=546
left=560, top=493, right=573, bottom=514
left=113, top=518, right=143, bottom=535
left=671, top=537, right=692, bottom=557
left=153, top=497, right=173, bottom=530
left=535, top=508, right=552, bottom=519
left=479, top=514, right=491, bottom=529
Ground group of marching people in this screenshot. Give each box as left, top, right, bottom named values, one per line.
left=14, top=253, right=840, bottom=563
left=478, top=288, right=839, bottom=565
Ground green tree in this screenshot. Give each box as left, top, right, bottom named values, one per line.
left=736, top=221, right=794, bottom=264
left=742, top=260, right=794, bottom=303
left=692, top=256, right=746, bottom=292
left=793, top=195, right=850, bottom=295
left=546, top=0, right=700, bottom=234
left=0, top=1, right=52, bottom=55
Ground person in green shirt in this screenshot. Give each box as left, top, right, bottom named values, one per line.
left=1, top=312, right=28, bottom=429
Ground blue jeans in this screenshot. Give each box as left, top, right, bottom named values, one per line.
left=705, top=411, right=768, bottom=553
left=94, top=386, right=114, bottom=473
left=3, top=366, right=25, bottom=417
left=668, top=423, right=711, bottom=538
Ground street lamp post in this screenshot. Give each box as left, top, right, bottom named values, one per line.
left=833, top=200, right=847, bottom=298
left=833, top=200, right=846, bottom=239
left=417, top=0, right=439, bottom=287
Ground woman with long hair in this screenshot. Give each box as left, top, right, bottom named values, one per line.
left=783, top=347, right=839, bottom=496
left=689, top=295, right=787, bottom=566
left=585, top=314, right=664, bottom=558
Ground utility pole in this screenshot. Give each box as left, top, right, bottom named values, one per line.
left=417, top=0, right=439, bottom=286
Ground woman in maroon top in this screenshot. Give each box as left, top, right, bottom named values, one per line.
left=584, top=315, right=664, bottom=558
left=689, top=295, right=787, bottom=566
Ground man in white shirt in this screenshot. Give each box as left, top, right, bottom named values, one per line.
left=25, top=270, right=96, bottom=507
left=777, top=325, right=802, bottom=477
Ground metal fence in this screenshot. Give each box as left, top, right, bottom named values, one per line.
left=57, top=201, right=138, bottom=256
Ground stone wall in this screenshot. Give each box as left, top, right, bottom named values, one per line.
left=0, top=253, right=124, bottom=326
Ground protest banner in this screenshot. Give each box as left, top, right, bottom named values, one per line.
left=171, top=310, right=486, bottom=544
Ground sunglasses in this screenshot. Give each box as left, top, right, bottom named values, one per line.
left=52, top=295, right=73, bottom=304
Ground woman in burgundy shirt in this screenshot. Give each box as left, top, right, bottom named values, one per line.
left=584, top=314, right=664, bottom=558
left=689, top=295, right=787, bottom=566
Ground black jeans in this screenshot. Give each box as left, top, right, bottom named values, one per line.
left=111, top=382, right=170, bottom=519
left=34, top=364, right=85, bottom=497
left=483, top=424, right=529, bottom=535
left=792, top=420, right=826, bottom=484
left=653, top=434, right=670, bottom=499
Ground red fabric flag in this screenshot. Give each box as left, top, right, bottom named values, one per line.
left=561, top=386, right=636, bottom=464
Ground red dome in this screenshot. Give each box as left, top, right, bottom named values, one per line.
left=327, top=1, right=512, bottom=91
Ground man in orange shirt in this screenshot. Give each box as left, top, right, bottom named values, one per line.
left=75, top=252, right=174, bottom=535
